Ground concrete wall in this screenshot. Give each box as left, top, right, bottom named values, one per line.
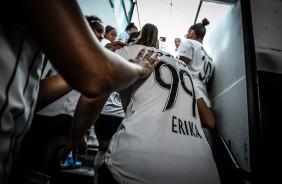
left=207, top=0, right=282, bottom=179
left=207, top=1, right=251, bottom=172
left=251, top=0, right=282, bottom=74
left=250, top=0, right=282, bottom=182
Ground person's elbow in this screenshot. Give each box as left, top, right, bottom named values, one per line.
left=197, top=98, right=216, bottom=130
left=73, top=75, right=115, bottom=98
left=201, top=116, right=215, bottom=130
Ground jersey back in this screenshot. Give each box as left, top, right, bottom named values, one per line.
left=105, top=45, right=220, bottom=184
left=178, top=39, right=214, bottom=107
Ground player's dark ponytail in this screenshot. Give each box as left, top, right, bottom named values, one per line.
left=190, top=18, right=209, bottom=38
left=201, top=18, right=210, bottom=27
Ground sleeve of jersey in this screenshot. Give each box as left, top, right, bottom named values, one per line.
left=118, top=32, right=127, bottom=42
left=115, top=45, right=147, bottom=60
left=41, top=61, right=58, bottom=79
left=115, top=47, right=130, bottom=60
left=194, top=85, right=202, bottom=100
left=178, top=40, right=193, bottom=60
left=101, top=39, right=111, bottom=47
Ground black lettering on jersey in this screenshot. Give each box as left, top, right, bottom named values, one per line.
left=172, top=116, right=202, bottom=138
left=172, top=116, right=178, bottom=133
left=165, top=53, right=173, bottom=58
left=156, top=51, right=164, bottom=57
left=113, top=93, right=121, bottom=104
left=188, top=120, right=196, bottom=137
left=178, top=60, right=187, bottom=68
left=199, top=47, right=213, bottom=85
left=184, top=120, right=189, bottom=135
left=194, top=124, right=202, bottom=139
left=155, top=60, right=196, bottom=118
left=178, top=118, right=186, bottom=135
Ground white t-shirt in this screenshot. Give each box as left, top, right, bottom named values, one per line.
left=37, top=90, right=80, bottom=117
left=101, top=38, right=111, bottom=47
left=178, top=39, right=214, bottom=107
left=94, top=42, right=124, bottom=118
left=101, top=92, right=125, bottom=118
left=159, top=41, right=167, bottom=52
left=39, top=63, right=124, bottom=119
left=174, top=48, right=180, bottom=59
left=118, top=32, right=129, bottom=43
left=105, top=45, right=220, bottom=184
left=0, top=10, right=45, bottom=183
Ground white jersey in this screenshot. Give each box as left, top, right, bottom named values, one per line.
left=37, top=62, right=80, bottom=117
left=178, top=39, right=214, bottom=107
left=37, top=90, right=80, bottom=117
left=0, top=9, right=45, bottom=183
left=105, top=45, right=220, bottom=184
left=101, top=38, right=111, bottom=47
left=174, top=48, right=180, bottom=59
left=118, top=32, right=129, bottom=43
left=101, top=92, right=125, bottom=118
left=98, top=45, right=124, bottom=118
left=159, top=41, right=168, bottom=52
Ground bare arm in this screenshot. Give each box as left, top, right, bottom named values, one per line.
left=105, top=41, right=128, bottom=52
left=119, top=86, right=133, bottom=112
left=70, top=94, right=109, bottom=142
left=35, top=74, right=72, bottom=112
left=179, top=56, right=191, bottom=65
left=19, top=0, right=156, bottom=98
left=197, top=98, right=215, bottom=129
left=60, top=94, right=110, bottom=163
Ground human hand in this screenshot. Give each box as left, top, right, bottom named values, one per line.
left=60, top=136, right=88, bottom=164
left=105, top=41, right=128, bottom=52
left=130, top=49, right=159, bottom=79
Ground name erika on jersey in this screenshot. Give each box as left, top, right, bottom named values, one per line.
left=172, top=115, right=203, bottom=139
left=152, top=56, right=202, bottom=139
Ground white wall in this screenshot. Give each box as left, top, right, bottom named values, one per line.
left=207, top=0, right=251, bottom=172
left=77, top=0, right=121, bottom=34
left=206, top=0, right=282, bottom=177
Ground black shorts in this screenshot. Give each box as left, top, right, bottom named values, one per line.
left=94, top=114, right=123, bottom=141
left=97, top=163, right=119, bottom=184
left=28, top=113, right=72, bottom=141
left=12, top=114, right=72, bottom=173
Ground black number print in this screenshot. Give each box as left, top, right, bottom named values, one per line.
left=199, top=47, right=213, bottom=85
left=154, top=60, right=196, bottom=118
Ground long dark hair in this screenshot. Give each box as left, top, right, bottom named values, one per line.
left=127, top=31, right=141, bottom=44
left=132, top=23, right=158, bottom=48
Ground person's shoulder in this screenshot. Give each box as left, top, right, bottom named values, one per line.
left=185, top=39, right=203, bottom=50
left=153, top=48, right=182, bottom=62
left=116, top=45, right=146, bottom=60
left=118, top=32, right=128, bottom=37
left=185, top=39, right=197, bottom=45
left=179, top=39, right=193, bottom=48
left=118, top=32, right=129, bottom=42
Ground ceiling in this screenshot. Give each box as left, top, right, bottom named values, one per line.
left=202, top=0, right=238, bottom=5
